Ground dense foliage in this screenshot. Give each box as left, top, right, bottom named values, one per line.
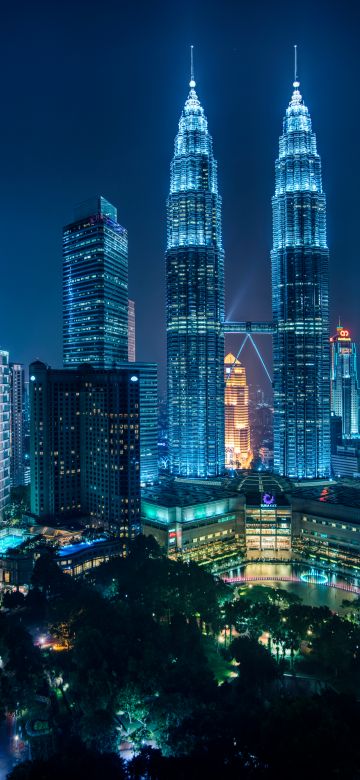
left=2, top=537, right=360, bottom=778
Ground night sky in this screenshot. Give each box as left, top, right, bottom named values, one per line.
left=1, top=0, right=359, bottom=394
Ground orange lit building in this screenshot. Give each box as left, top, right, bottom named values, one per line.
left=224, top=353, right=252, bottom=469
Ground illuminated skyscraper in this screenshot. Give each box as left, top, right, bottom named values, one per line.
left=9, top=363, right=25, bottom=487
left=63, top=196, right=128, bottom=369
left=330, top=324, right=359, bottom=438
left=63, top=199, right=157, bottom=486
left=271, top=53, right=330, bottom=478
left=166, top=53, right=225, bottom=476
left=224, top=353, right=252, bottom=469
left=0, top=351, right=10, bottom=518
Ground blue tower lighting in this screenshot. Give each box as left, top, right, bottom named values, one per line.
left=271, top=47, right=331, bottom=478
left=166, top=48, right=225, bottom=477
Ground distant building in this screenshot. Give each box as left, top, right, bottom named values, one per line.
left=29, top=361, right=140, bottom=537
left=331, top=443, right=360, bottom=478
left=63, top=196, right=128, bottom=369
left=224, top=353, right=252, bottom=469
left=330, top=324, right=359, bottom=438
left=9, top=363, right=25, bottom=487
left=0, top=351, right=10, bottom=518
left=128, top=299, right=136, bottom=362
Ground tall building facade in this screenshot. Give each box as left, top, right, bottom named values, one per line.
left=9, top=363, right=25, bottom=487
left=271, top=73, right=330, bottom=478
left=128, top=299, right=136, bottom=362
left=166, top=69, right=225, bottom=477
left=122, top=362, right=158, bottom=485
left=224, top=353, right=252, bottom=469
left=330, top=325, right=359, bottom=438
left=63, top=196, right=128, bottom=369
left=29, top=361, right=140, bottom=537
left=0, top=351, right=10, bottom=518
left=63, top=198, right=157, bottom=485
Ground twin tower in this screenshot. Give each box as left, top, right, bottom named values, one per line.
left=166, top=58, right=330, bottom=480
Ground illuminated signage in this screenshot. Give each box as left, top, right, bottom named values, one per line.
left=261, top=493, right=276, bottom=508
left=337, top=327, right=351, bottom=341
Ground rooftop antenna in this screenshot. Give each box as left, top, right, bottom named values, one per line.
left=190, top=45, right=196, bottom=88
left=293, top=44, right=300, bottom=87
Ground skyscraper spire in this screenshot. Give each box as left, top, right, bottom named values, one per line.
left=294, top=43, right=299, bottom=86
left=190, top=44, right=196, bottom=88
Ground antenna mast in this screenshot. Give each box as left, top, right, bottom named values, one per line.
left=190, top=45, right=196, bottom=87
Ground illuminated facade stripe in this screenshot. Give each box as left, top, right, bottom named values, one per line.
left=271, top=79, right=330, bottom=478
left=0, top=351, right=10, bottom=518
left=166, top=76, right=225, bottom=477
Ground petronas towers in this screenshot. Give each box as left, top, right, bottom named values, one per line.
left=271, top=71, right=330, bottom=478
left=166, top=62, right=225, bottom=477
left=166, top=52, right=331, bottom=480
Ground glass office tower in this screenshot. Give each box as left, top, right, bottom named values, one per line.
left=166, top=70, right=225, bottom=477
left=271, top=75, right=330, bottom=478
left=63, top=196, right=128, bottom=368
left=330, top=325, right=359, bottom=438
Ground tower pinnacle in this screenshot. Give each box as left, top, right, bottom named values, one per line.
left=189, top=45, right=196, bottom=88
left=293, top=44, right=300, bottom=88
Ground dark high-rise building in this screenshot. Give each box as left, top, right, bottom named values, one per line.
left=0, top=350, right=10, bottom=518
left=9, top=363, right=25, bottom=487
left=29, top=361, right=140, bottom=537
left=166, top=59, right=225, bottom=477
left=128, top=299, right=136, bottom=362
left=63, top=196, right=128, bottom=369
left=330, top=324, right=359, bottom=438
left=23, top=380, right=31, bottom=485
left=271, top=63, right=330, bottom=478
left=122, top=362, right=158, bottom=485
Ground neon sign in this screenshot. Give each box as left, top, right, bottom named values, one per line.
left=262, top=493, right=276, bottom=506
left=338, top=328, right=351, bottom=340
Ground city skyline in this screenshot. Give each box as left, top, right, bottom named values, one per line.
left=0, top=0, right=359, bottom=395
